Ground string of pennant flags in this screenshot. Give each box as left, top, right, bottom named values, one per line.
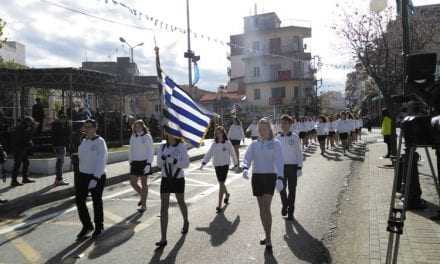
left=44, top=0, right=355, bottom=70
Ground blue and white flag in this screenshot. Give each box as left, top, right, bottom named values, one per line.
left=162, top=76, right=213, bottom=146
left=193, top=62, right=200, bottom=86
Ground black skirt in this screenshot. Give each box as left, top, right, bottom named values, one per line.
left=160, top=177, right=185, bottom=194
left=130, top=160, right=149, bottom=176
left=215, top=165, right=229, bottom=182
left=329, top=131, right=336, bottom=136
left=317, top=135, right=327, bottom=142
left=251, top=173, right=276, bottom=197
left=339, top=133, right=349, bottom=140
left=230, top=140, right=241, bottom=146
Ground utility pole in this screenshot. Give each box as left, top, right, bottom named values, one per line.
left=401, top=0, right=410, bottom=98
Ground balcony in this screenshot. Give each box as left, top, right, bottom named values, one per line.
left=241, top=44, right=311, bottom=60
left=245, top=70, right=314, bottom=84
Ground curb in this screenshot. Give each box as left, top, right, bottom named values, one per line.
left=0, top=153, right=205, bottom=215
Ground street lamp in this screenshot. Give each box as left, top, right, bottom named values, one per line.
left=119, top=37, right=144, bottom=63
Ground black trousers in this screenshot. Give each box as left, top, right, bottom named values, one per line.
left=280, top=164, right=298, bottom=214
left=384, top=135, right=392, bottom=156
left=75, top=173, right=106, bottom=229
left=12, top=148, right=31, bottom=181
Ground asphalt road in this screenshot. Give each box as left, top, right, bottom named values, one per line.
left=0, top=140, right=367, bottom=264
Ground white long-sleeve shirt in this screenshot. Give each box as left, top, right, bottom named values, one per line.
left=78, top=136, right=108, bottom=178
left=316, top=122, right=329, bottom=136
left=129, top=133, right=154, bottom=163
left=243, top=139, right=284, bottom=178
left=156, top=143, right=190, bottom=179
left=337, top=119, right=352, bottom=133
left=276, top=132, right=303, bottom=167
left=202, top=140, right=238, bottom=167
left=228, top=124, right=245, bottom=140
left=246, top=123, right=259, bottom=137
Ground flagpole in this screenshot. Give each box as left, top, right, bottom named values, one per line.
left=154, top=37, right=164, bottom=138
left=186, top=0, right=193, bottom=90
left=401, top=0, right=410, bottom=99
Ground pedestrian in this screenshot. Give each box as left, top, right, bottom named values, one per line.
left=155, top=133, right=190, bottom=249
left=327, top=116, right=337, bottom=149
left=316, top=116, right=329, bottom=155
left=200, top=126, right=238, bottom=213
left=227, top=118, right=245, bottom=169
left=276, top=115, right=303, bottom=220
left=128, top=119, right=154, bottom=213
left=0, top=143, right=8, bottom=204
left=11, top=116, right=36, bottom=187
left=336, top=112, right=351, bottom=154
left=242, top=118, right=284, bottom=253
left=297, top=118, right=307, bottom=150
left=51, top=112, right=70, bottom=186
left=32, top=98, right=45, bottom=134
left=381, top=108, right=393, bottom=158
left=246, top=119, right=259, bottom=140
left=75, top=119, right=108, bottom=240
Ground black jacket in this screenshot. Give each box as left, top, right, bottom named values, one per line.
left=51, top=119, right=70, bottom=147
left=13, top=124, right=34, bottom=151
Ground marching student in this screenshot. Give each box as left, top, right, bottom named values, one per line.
left=129, top=120, right=154, bottom=213
left=155, top=133, right=190, bottom=249
left=276, top=115, right=303, bottom=220
left=348, top=113, right=356, bottom=145
left=246, top=119, right=259, bottom=140
left=336, top=112, right=351, bottom=154
left=298, top=118, right=307, bottom=150
left=290, top=117, right=299, bottom=135
left=76, top=119, right=108, bottom=240
left=327, top=116, right=337, bottom=149
left=200, top=126, right=238, bottom=213
left=316, top=116, right=329, bottom=155
left=242, top=118, right=284, bottom=253
left=228, top=118, right=245, bottom=169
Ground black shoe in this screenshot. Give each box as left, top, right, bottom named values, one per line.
left=155, top=240, right=167, bottom=249
left=138, top=200, right=142, bottom=207
left=92, top=228, right=103, bottom=239
left=22, top=178, right=35, bottom=184
left=265, top=244, right=273, bottom=254
left=281, top=206, right=287, bottom=217
left=286, top=213, right=294, bottom=221
left=216, top=207, right=222, bottom=214
left=76, top=226, right=94, bottom=239
left=224, top=193, right=230, bottom=204
left=260, top=239, right=267, bottom=245
left=10, top=180, right=22, bottom=187
left=0, top=199, right=8, bottom=204
left=181, top=221, right=189, bottom=234
left=137, top=207, right=146, bottom=213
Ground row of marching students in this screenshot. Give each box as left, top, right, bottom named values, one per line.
left=73, top=116, right=303, bottom=254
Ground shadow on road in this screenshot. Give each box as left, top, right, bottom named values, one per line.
left=45, top=238, right=95, bottom=264
left=88, top=212, right=143, bottom=259
left=284, top=219, right=331, bottom=264
left=195, top=210, right=240, bottom=247
left=148, top=234, right=186, bottom=264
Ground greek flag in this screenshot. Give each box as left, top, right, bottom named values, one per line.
left=162, top=76, right=213, bottom=146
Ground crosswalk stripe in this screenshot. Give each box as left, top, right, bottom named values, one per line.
left=6, top=231, right=42, bottom=264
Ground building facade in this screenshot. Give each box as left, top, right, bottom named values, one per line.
left=0, top=41, right=26, bottom=65
left=229, top=12, right=315, bottom=118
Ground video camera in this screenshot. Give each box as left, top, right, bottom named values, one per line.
left=400, top=52, right=440, bottom=146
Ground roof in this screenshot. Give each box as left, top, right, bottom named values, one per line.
left=0, top=67, right=159, bottom=95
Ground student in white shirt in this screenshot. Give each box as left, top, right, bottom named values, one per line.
left=228, top=118, right=245, bottom=168
left=336, top=112, right=351, bottom=154
left=129, top=120, right=154, bottom=213
left=246, top=119, right=259, bottom=140
left=348, top=113, right=356, bottom=145
left=76, top=119, right=108, bottom=240
left=155, top=134, right=190, bottom=249
left=297, top=118, right=307, bottom=150
left=200, top=126, right=238, bottom=213
left=242, top=118, right=284, bottom=253
left=316, top=116, right=329, bottom=155
left=276, top=115, right=303, bottom=220
left=327, top=116, right=337, bottom=149
left=290, top=117, right=299, bottom=135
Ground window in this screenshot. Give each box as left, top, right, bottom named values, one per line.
left=270, top=64, right=281, bottom=81
left=271, top=87, right=286, bottom=98
left=294, top=87, right=300, bottom=98
left=269, top=38, right=281, bottom=54
left=254, top=89, right=261, bottom=100
left=252, top=41, right=260, bottom=52
left=253, top=67, right=260, bottom=77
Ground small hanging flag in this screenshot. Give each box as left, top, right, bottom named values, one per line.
left=193, top=62, right=200, bottom=86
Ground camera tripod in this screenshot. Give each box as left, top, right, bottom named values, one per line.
left=385, top=132, right=440, bottom=264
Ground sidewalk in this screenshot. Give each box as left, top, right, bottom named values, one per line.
left=0, top=140, right=222, bottom=217
left=329, top=130, right=440, bottom=263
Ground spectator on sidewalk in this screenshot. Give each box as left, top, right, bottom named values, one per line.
left=51, top=112, right=70, bottom=186
left=11, top=116, right=36, bottom=187
left=0, top=143, right=8, bottom=204
left=381, top=108, right=393, bottom=158
left=32, top=98, right=45, bottom=134
left=75, top=119, right=108, bottom=240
